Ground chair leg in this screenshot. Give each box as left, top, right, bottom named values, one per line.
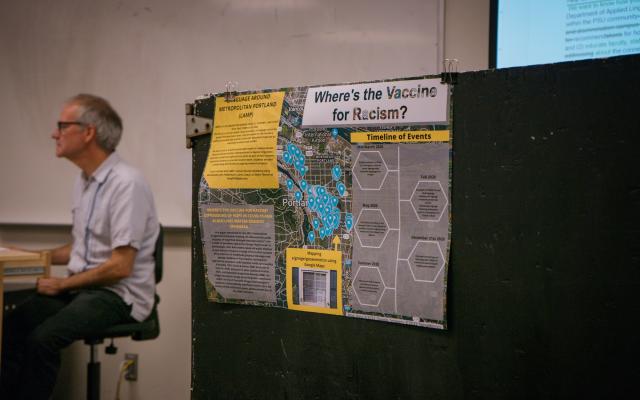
left=87, top=343, right=101, bottom=400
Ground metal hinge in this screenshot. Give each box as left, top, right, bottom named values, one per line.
left=185, top=103, right=213, bottom=148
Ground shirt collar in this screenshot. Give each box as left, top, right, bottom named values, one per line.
left=83, top=152, right=120, bottom=184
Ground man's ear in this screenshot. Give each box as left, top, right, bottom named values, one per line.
left=83, top=124, right=97, bottom=144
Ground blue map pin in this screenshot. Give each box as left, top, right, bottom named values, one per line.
left=300, top=166, right=308, bottom=177
left=308, top=196, right=316, bottom=209
left=312, top=218, right=320, bottom=230
left=331, top=128, right=339, bottom=140
left=300, top=179, right=308, bottom=191
left=321, top=215, right=329, bottom=226
left=295, top=191, right=302, bottom=201
left=345, top=218, right=353, bottom=231
left=337, top=182, right=346, bottom=197
left=331, top=196, right=339, bottom=207
left=334, top=212, right=342, bottom=228
left=332, top=165, right=342, bottom=181
left=317, top=186, right=326, bottom=196
left=283, top=151, right=292, bottom=164
left=319, top=227, right=326, bottom=239
left=307, top=231, right=315, bottom=243
left=286, top=179, right=294, bottom=190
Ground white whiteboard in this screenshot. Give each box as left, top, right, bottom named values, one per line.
left=0, top=0, right=443, bottom=228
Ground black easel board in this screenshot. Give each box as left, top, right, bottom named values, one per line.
left=191, top=54, right=640, bottom=399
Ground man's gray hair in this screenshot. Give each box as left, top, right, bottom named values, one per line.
left=67, top=94, right=123, bottom=152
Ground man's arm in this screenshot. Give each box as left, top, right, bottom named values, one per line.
left=37, top=245, right=137, bottom=296
left=50, top=243, right=72, bottom=265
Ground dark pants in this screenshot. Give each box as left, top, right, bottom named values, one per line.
left=1, top=288, right=134, bottom=400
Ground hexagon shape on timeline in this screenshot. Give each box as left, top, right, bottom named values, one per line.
left=355, top=209, right=389, bottom=248
left=353, top=151, right=388, bottom=190
left=407, top=241, right=445, bottom=282
left=353, top=267, right=385, bottom=306
left=410, top=181, right=448, bottom=222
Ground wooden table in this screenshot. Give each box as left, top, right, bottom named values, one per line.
left=0, top=249, right=48, bottom=369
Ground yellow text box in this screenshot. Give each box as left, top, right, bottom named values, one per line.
left=204, top=91, right=285, bottom=189
left=286, top=247, right=342, bottom=316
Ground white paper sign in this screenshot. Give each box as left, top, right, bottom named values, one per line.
left=302, top=78, right=448, bottom=127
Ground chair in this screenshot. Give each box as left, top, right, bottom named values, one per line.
left=83, top=225, right=163, bottom=400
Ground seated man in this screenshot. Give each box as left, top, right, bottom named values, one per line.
left=1, top=94, right=159, bottom=400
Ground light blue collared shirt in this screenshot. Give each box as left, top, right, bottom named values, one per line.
left=68, top=152, right=159, bottom=321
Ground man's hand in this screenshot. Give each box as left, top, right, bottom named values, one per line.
left=37, top=277, right=66, bottom=296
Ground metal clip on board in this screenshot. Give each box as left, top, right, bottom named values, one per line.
left=224, top=81, right=239, bottom=101
left=440, top=59, right=459, bottom=85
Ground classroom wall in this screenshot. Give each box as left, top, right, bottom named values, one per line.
left=444, top=0, right=490, bottom=71
left=0, top=1, right=489, bottom=399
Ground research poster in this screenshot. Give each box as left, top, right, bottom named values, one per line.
left=199, top=76, right=451, bottom=329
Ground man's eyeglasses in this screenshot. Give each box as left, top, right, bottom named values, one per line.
left=57, top=121, right=87, bottom=132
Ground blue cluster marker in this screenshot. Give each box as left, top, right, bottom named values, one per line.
left=282, top=141, right=352, bottom=246
left=331, top=128, right=339, bottom=140
left=332, top=165, right=342, bottom=181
